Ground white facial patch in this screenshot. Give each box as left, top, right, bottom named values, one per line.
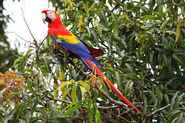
left=41, top=13, right=46, bottom=22
left=47, top=11, right=55, bottom=21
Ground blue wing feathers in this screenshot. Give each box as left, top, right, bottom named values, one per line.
left=55, top=38, right=102, bottom=67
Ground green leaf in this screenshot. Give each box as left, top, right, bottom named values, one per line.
left=170, top=91, right=180, bottom=110
left=7, top=92, right=20, bottom=98
left=115, top=71, right=121, bottom=84
left=177, top=113, right=185, bottom=123
left=172, top=54, right=182, bottom=64
left=160, top=18, right=172, bottom=31
left=155, top=86, right=163, bottom=103
left=61, top=88, right=72, bottom=101
left=95, top=108, right=102, bottom=123
left=52, top=118, right=72, bottom=123
left=126, top=73, right=138, bottom=80
left=112, top=14, right=119, bottom=35
left=65, top=104, right=82, bottom=115
left=88, top=103, right=95, bottom=121
left=167, top=110, right=181, bottom=122
left=164, top=94, right=169, bottom=104
left=37, top=98, right=45, bottom=106
left=85, top=26, right=91, bottom=38
left=174, top=93, right=185, bottom=109
left=18, top=119, right=26, bottom=123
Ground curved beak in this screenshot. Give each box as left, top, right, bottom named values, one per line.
left=41, top=13, right=46, bottom=23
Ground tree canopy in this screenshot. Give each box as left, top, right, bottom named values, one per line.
left=0, top=0, right=185, bottom=122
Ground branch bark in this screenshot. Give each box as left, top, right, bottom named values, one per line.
left=142, top=103, right=185, bottom=123
left=97, top=105, right=120, bottom=110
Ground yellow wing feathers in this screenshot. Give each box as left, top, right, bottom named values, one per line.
left=56, top=34, right=80, bottom=44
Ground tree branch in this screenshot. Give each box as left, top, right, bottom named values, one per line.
left=148, top=104, right=171, bottom=117
left=21, top=8, right=40, bottom=61
left=96, top=86, right=128, bottom=107
left=97, top=105, right=120, bottom=110
left=38, top=34, right=48, bottom=49
left=142, top=103, right=185, bottom=123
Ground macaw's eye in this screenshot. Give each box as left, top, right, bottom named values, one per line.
left=47, top=11, right=55, bottom=21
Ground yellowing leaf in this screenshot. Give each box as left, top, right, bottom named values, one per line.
left=175, top=23, right=180, bottom=42
left=80, top=27, right=84, bottom=32
left=78, top=81, right=91, bottom=96
left=89, top=7, right=94, bottom=11
left=165, top=7, right=167, bottom=16
left=61, top=88, right=72, bottom=101
left=71, top=87, right=77, bottom=102
left=124, top=12, right=134, bottom=23
left=54, top=83, right=59, bottom=100
left=59, top=71, right=64, bottom=81
left=71, top=2, right=76, bottom=7
left=81, top=6, right=86, bottom=10
left=137, top=35, right=144, bottom=43
left=96, top=12, right=101, bottom=17
left=112, top=1, right=117, bottom=5
left=79, top=86, right=86, bottom=100
left=58, top=80, right=74, bottom=91
left=77, top=16, right=83, bottom=28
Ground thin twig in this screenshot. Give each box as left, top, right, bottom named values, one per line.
left=68, top=58, right=86, bottom=76
left=7, top=32, right=29, bottom=42
left=38, top=34, right=48, bottom=49
left=101, top=112, right=117, bottom=122
left=112, top=112, right=130, bottom=123
left=148, top=104, right=171, bottom=117
left=21, top=8, right=37, bottom=43
left=142, top=103, right=172, bottom=123
left=96, top=86, right=129, bottom=110
left=21, top=8, right=40, bottom=61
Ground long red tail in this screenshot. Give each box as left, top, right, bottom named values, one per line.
left=82, top=58, right=141, bottom=113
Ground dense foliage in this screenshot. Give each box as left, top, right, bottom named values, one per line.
left=1, top=0, right=185, bottom=122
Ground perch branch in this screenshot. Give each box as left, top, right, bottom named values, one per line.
left=38, top=34, right=48, bottom=49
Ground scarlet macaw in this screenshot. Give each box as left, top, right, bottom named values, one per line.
left=41, top=10, right=141, bottom=113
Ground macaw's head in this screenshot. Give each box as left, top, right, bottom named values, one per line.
left=41, top=10, right=62, bottom=26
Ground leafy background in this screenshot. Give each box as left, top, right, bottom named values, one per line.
left=0, top=0, right=185, bottom=122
